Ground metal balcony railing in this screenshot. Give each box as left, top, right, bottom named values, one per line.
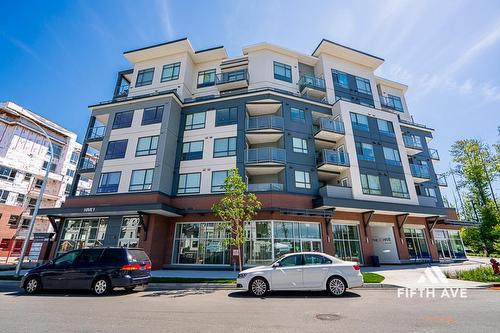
left=410, top=164, right=431, bottom=179
left=246, top=115, right=284, bottom=131
left=245, top=147, right=286, bottom=164
left=299, top=74, right=326, bottom=92
left=317, top=118, right=345, bottom=134
left=247, top=183, right=284, bottom=192
left=318, top=150, right=350, bottom=167
left=215, top=70, right=248, bottom=85
left=78, top=158, right=96, bottom=171
left=403, top=134, right=423, bottom=150
left=86, top=126, right=106, bottom=140
left=429, top=148, right=440, bottom=160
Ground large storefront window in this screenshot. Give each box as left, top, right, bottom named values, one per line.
left=57, top=218, right=108, bottom=254
left=172, top=222, right=229, bottom=265
left=433, top=229, right=466, bottom=260
left=404, top=228, right=430, bottom=260
left=332, top=224, right=363, bottom=263
left=245, top=221, right=322, bottom=266
left=118, top=217, right=140, bottom=248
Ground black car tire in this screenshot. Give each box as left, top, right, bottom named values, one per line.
left=327, top=276, right=347, bottom=296
left=249, top=277, right=268, bottom=297
left=24, top=276, right=41, bottom=295
left=92, top=277, right=111, bottom=296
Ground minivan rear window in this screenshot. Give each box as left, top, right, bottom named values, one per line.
left=101, top=249, right=126, bottom=264
left=127, top=249, right=150, bottom=263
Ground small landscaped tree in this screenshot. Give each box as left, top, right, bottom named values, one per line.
left=212, top=168, right=261, bottom=271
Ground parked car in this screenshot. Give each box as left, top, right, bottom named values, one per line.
left=236, top=252, right=363, bottom=296
left=21, top=247, right=151, bottom=295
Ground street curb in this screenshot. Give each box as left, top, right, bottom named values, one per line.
left=147, top=283, right=237, bottom=290
left=357, top=283, right=400, bottom=289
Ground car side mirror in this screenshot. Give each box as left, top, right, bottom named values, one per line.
left=272, top=262, right=281, bottom=268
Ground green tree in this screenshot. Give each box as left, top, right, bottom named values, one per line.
left=212, top=168, right=262, bottom=271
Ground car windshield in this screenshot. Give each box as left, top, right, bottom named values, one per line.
left=127, top=249, right=150, bottom=263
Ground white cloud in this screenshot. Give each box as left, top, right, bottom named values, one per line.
left=156, top=0, right=175, bottom=40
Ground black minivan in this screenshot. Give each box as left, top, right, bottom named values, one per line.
left=21, top=248, right=151, bottom=295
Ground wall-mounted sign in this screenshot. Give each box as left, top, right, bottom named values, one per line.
left=83, top=207, right=96, bottom=213
left=232, top=249, right=239, bottom=256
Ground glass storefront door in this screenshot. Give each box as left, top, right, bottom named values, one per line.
left=332, top=224, right=363, bottom=263
left=433, top=229, right=466, bottom=260
left=404, top=228, right=430, bottom=260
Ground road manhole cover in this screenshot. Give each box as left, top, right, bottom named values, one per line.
left=315, top=313, right=341, bottom=321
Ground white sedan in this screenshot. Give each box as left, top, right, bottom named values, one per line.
left=237, top=252, right=363, bottom=296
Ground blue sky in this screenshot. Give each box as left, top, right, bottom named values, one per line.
left=1, top=0, right=499, bottom=200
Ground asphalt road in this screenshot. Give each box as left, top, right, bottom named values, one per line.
left=0, top=281, right=498, bottom=333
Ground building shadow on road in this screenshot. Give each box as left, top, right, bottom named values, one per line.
left=2, top=288, right=140, bottom=298
left=227, top=290, right=361, bottom=299
left=140, top=289, right=215, bottom=298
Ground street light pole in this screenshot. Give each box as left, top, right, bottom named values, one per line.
left=15, top=113, right=54, bottom=277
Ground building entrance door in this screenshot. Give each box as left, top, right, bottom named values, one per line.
left=370, top=224, right=400, bottom=264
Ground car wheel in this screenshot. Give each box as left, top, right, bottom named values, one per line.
left=249, top=277, right=268, bottom=297
left=24, top=276, right=41, bottom=295
left=327, top=276, right=346, bottom=296
left=92, top=277, right=110, bottom=296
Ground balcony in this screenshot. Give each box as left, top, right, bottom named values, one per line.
left=380, top=96, right=404, bottom=112
left=418, top=195, right=438, bottom=207
left=215, top=70, right=249, bottom=91
left=299, top=74, right=326, bottom=100
left=317, top=150, right=350, bottom=173
left=246, top=115, right=284, bottom=144
left=437, top=174, right=448, bottom=187
left=77, top=157, right=96, bottom=174
left=410, top=164, right=431, bottom=183
left=429, top=148, right=440, bottom=161
left=247, top=183, right=284, bottom=192
left=319, top=185, right=353, bottom=199
left=245, top=147, right=286, bottom=175
left=86, top=126, right=106, bottom=141
left=314, top=118, right=345, bottom=143
left=403, top=134, right=423, bottom=155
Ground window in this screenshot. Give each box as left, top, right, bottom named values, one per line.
left=51, top=143, right=63, bottom=159
left=66, top=169, right=75, bottom=177
left=197, top=69, right=216, bottom=88
left=0, top=190, right=9, bottom=204
left=161, top=62, right=180, bottom=82
left=423, top=187, right=437, bottom=197
left=273, top=61, right=292, bottom=82
left=294, top=171, right=311, bottom=189
left=75, top=249, right=104, bottom=266
left=292, top=137, right=308, bottom=154
left=70, top=152, right=79, bottom=164
left=340, top=178, right=349, bottom=187
left=181, top=141, right=204, bottom=161
left=290, top=107, right=305, bottom=122
left=129, top=169, right=154, bottom=191
left=211, top=170, right=229, bottom=192
left=105, top=140, right=128, bottom=159
left=118, top=217, right=140, bottom=248
left=332, top=224, right=363, bottom=263
left=279, top=254, right=303, bottom=266
left=355, top=77, right=372, bottom=95
left=23, top=172, right=32, bottom=181
left=377, top=119, right=395, bottom=136
left=136, top=68, right=154, bottom=87
left=65, top=184, right=72, bottom=194
left=383, top=147, right=402, bottom=166
left=0, top=165, right=17, bottom=181
left=304, top=254, right=331, bottom=265
left=360, top=174, right=381, bottom=195
left=54, top=250, right=80, bottom=267
left=112, top=110, right=134, bottom=129
left=215, top=107, right=238, bottom=126
left=34, top=179, right=43, bottom=189
left=185, top=112, right=206, bottom=130
left=136, top=136, right=159, bottom=156
left=355, top=142, right=375, bottom=162
left=56, top=218, right=108, bottom=254
left=16, top=193, right=25, bottom=204
left=213, top=137, right=236, bottom=157
left=28, top=198, right=37, bottom=209
left=97, top=172, right=121, bottom=193
left=141, top=106, right=164, bottom=125
left=350, top=112, right=369, bottom=131
left=7, top=215, right=19, bottom=226
left=390, top=178, right=409, bottom=198
left=21, top=218, right=30, bottom=228
left=332, top=70, right=349, bottom=88
left=42, top=161, right=57, bottom=172
left=404, top=228, right=430, bottom=260
left=387, top=94, right=404, bottom=112
left=0, top=239, right=10, bottom=250
left=177, top=173, right=201, bottom=194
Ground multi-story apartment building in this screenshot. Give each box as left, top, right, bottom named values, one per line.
left=40, top=38, right=468, bottom=268
left=0, top=102, right=93, bottom=262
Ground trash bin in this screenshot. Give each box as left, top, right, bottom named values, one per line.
left=371, top=255, right=380, bottom=267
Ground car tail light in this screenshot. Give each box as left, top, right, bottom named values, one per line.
left=353, top=264, right=360, bottom=271
left=144, top=263, right=152, bottom=270
left=121, top=264, right=141, bottom=271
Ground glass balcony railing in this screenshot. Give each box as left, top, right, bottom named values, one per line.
left=245, top=147, right=286, bottom=164
left=437, top=174, right=448, bottom=186
left=318, top=150, right=349, bottom=167
left=410, top=164, right=431, bottom=179
left=380, top=96, right=404, bottom=112
left=429, top=148, right=440, bottom=160
left=115, top=84, right=129, bottom=98
left=78, top=158, right=96, bottom=171
left=246, top=115, right=284, bottom=131
left=317, top=118, right=345, bottom=134
left=299, top=74, right=326, bottom=92
left=247, top=183, right=284, bottom=192
left=86, top=126, right=106, bottom=140
left=403, top=134, right=423, bottom=150
left=215, top=70, right=248, bottom=85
